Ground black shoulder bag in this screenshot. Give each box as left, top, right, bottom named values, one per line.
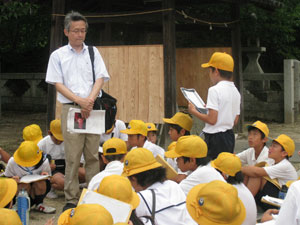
left=88, top=46, right=117, bottom=132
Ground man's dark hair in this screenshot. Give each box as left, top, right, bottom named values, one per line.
left=210, top=67, right=232, bottom=79
left=182, top=156, right=211, bottom=166
left=248, top=127, right=266, bottom=139
left=169, top=124, right=190, bottom=136
left=64, top=11, right=88, bottom=31
left=103, top=154, right=125, bottom=162
left=129, top=167, right=166, bottom=187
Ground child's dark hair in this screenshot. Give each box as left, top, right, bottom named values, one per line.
left=129, top=167, right=166, bottom=187
left=248, top=127, right=265, bottom=139
left=226, top=171, right=244, bottom=184
left=137, top=134, right=147, bottom=140
left=103, top=154, right=125, bottom=162
left=182, top=156, right=211, bottom=166
left=210, top=67, right=232, bottom=79
left=169, top=124, right=190, bottom=136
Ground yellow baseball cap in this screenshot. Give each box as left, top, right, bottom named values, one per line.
left=167, top=141, right=176, bottom=152
left=122, top=148, right=162, bottom=177
left=23, top=124, right=43, bottom=144
left=201, top=52, right=234, bottom=72
left=145, top=123, right=157, bottom=132
left=0, top=208, right=22, bottom=225
left=186, top=180, right=246, bottom=225
left=165, top=135, right=207, bottom=158
left=13, top=141, right=43, bottom=167
left=96, top=175, right=140, bottom=209
left=247, top=120, right=269, bottom=138
left=273, top=134, right=295, bottom=157
left=120, top=120, right=147, bottom=136
left=103, top=138, right=127, bottom=156
left=211, top=152, right=242, bottom=177
left=163, top=112, right=193, bottom=131
left=58, top=204, right=113, bottom=225
left=0, top=178, right=18, bottom=208
left=50, top=119, right=64, bottom=141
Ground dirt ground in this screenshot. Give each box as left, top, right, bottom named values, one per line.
left=1, top=111, right=300, bottom=224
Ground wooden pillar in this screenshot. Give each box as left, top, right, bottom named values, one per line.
left=231, top=2, right=243, bottom=132
left=47, top=0, right=65, bottom=130
left=162, top=0, right=176, bottom=118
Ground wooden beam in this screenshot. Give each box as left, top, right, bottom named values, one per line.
left=47, top=0, right=65, bottom=130
left=231, top=2, right=243, bottom=132
left=162, top=0, right=176, bottom=118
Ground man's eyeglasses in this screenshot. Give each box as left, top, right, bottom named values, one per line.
left=70, top=29, right=87, bottom=34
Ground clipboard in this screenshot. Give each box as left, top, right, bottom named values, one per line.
left=180, top=87, right=208, bottom=114
left=78, top=188, right=132, bottom=224
left=155, top=155, right=178, bottom=180
left=261, top=195, right=283, bottom=207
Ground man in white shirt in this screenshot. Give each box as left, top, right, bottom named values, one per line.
left=211, top=152, right=257, bottom=225
left=121, top=120, right=164, bottom=158
left=237, top=120, right=274, bottom=167
left=242, top=134, right=298, bottom=210
left=88, top=138, right=127, bottom=191
left=165, top=135, right=225, bottom=196
left=45, top=11, right=109, bottom=211
left=122, top=148, right=196, bottom=225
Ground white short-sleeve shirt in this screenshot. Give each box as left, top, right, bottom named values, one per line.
left=203, top=80, right=241, bottom=134
left=234, top=183, right=257, bottom=225
left=143, top=140, right=165, bottom=158
left=4, top=156, right=51, bottom=177
left=237, top=146, right=274, bottom=166
left=136, top=180, right=197, bottom=225
left=179, top=163, right=225, bottom=196
left=99, top=120, right=128, bottom=145
left=264, top=159, right=298, bottom=187
left=38, top=135, right=65, bottom=160
left=88, top=161, right=124, bottom=190
left=46, top=44, right=110, bottom=103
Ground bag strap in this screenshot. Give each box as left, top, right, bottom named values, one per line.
left=149, top=189, right=156, bottom=225
left=88, top=46, right=95, bottom=84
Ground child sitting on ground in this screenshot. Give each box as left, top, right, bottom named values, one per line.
left=145, top=122, right=158, bottom=144
left=241, top=134, right=298, bottom=210
left=212, top=152, right=257, bottom=225
left=237, top=120, right=274, bottom=166
left=88, top=138, right=127, bottom=190
left=165, top=135, right=225, bottom=196
left=4, top=141, right=56, bottom=213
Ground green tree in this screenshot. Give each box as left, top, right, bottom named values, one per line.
left=0, top=0, right=51, bottom=72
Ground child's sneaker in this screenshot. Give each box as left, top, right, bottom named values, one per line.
left=35, top=203, right=56, bottom=214
left=46, top=189, right=58, bottom=199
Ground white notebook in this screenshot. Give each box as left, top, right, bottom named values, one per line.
left=78, top=189, right=132, bottom=223
left=180, top=87, right=208, bottom=114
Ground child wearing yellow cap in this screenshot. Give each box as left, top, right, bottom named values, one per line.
left=23, top=124, right=43, bottom=144
left=122, top=148, right=196, bottom=225
left=145, top=123, right=158, bottom=144
left=211, top=152, right=257, bottom=225
left=165, top=135, right=225, bottom=196
left=163, top=112, right=193, bottom=142
left=186, top=180, right=246, bottom=225
left=241, top=134, right=298, bottom=210
left=88, top=138, right=127, bottom=190
left=38, top=119, right=65, bottom=199
left=96, top=175, right=143, bottom=225
left=121, top=120, right=164, bottom=158
left=4, top=141, right=56, bottom=213
left=237, top=121, right=274, bottom=166
left=188, top=52, right=240, bottom=160
left=163, top=112, right=193, bottom=183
